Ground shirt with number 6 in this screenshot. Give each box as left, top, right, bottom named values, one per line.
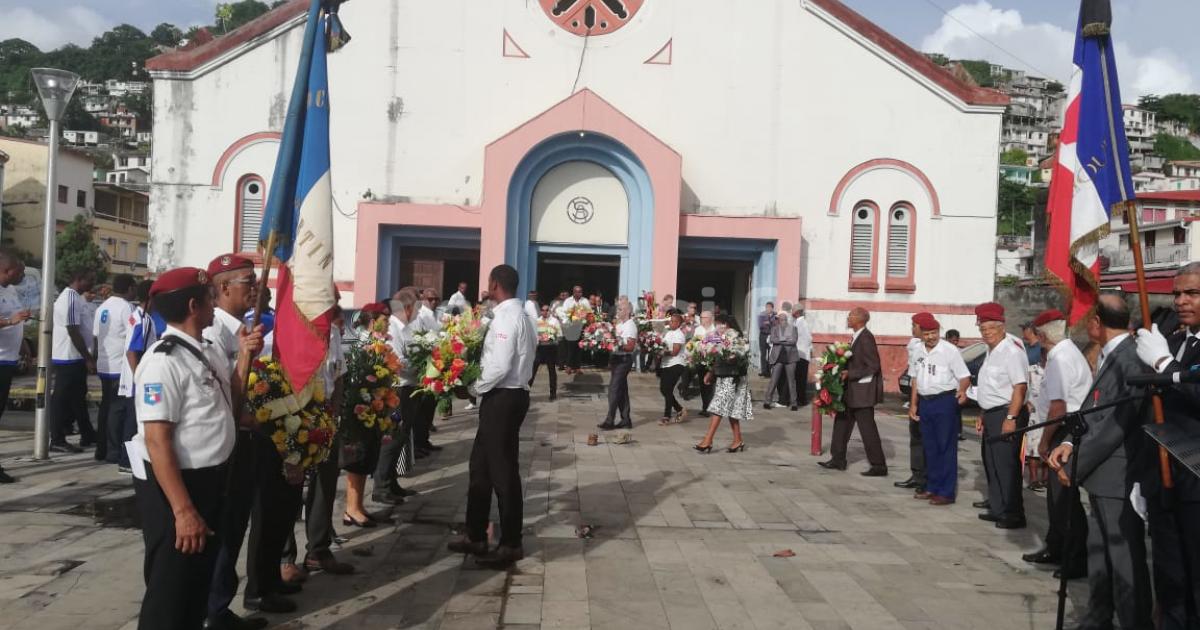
left=132, top=326, right=235, bottom=470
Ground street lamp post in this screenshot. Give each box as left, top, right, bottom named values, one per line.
left=30, top=68, right=79, bottom=460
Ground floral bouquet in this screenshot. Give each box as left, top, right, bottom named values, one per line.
left=342, top=318, right=402, bottom=437
left=687, top=330, right=750, bottom=377
left=579, top=321, right=616, bottom=353
left=814, top=342, right=853, bottom=416
left=565, top=302, right=594, bottom=323
left=246, top=357, right=336, bottom=478
left=638, top=330, right=667, bottom=357
left=537, top=318, right=561, bottom=345
left=411, top=309, right=486, bottom=414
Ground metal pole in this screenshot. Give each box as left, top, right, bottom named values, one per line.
left=32, top=118, right=60, bottom=460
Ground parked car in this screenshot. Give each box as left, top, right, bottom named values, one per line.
left=898, top=342, right=989, bottom=400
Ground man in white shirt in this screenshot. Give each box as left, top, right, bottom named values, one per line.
left=0, top=251, right=30, bottom=483
left=524, top=290, right=540, bottom=322
left=558, top=285, right=587, bottom=374
left=115, top=279, right=156, bottom=474
left=691, top=310, right=716, bottom=413
left=200, top=254, right=291, bottom=626
left=449, top=265, right=534, bottom=569
left=93, top=274, right=135, bottom=464
left=599, top=303, right=639, bottom=430
left=1021, top=309, right=1090, bottom=578
left=792, top=307, right=812, bottom=407
left=897, top=316, right=929, bottom=492
left=374, top=287, right=423, bottom=505
left=448, top=281, right=470, bottom=314
left=132, top=267, right=261, bottom=629
left=49, top=269, right=97, bottom=453
left=906, top=313, right=970, bottom=505
left=413, top=288, right=445, bottom=450
left=530, top=304, right=562, bottom=400
left=972, top=302, right=1029, bottom=529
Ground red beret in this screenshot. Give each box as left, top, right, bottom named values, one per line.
left=1032, top=308, right=1065, bottom=328
left=206, top=254, right=255, bottom=278
left=361, top=302, right=388, bottom=315
left=913, top=312, right=939, bottom=331
left=150, top=267, right=209, bottom=298
left=975, top=302, right=1006, bottom=323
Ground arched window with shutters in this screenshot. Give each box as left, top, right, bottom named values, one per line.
left=848, top=201, right=880, bottom=291
left=235, top=174, right=265, bottom=255
left=885, top=202, right=916, bottom=292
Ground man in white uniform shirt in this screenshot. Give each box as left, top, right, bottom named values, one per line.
left=115, top=279, right=156, bottom=474
left=972, top=302, right=1028, bottom=529
left=897, top=316, right=929, bottom=492
left=412, top=288, right=444, bottom=450
left=0, top=251, right=30, bottom=483
left=131, top=266, right=262, bottom=630
left=200, top=254, right=284, bottom=628
left=792, top=307, right=812, bottom=407
left=449, top=265, right=534, bottom=569
left=906, top=313, right=970, bottom=505
left=374, top=287, right=423, bottom=505
left=557, top=285, right=587, bottom=374
left=94, top=274, right=135, bottom=464
left=448, top=281, right=470, bottom=314
left=49, top=269, right=97, bottom=453
left=524, top=290, right=540, bottom=322
left=1021, top=309, right=1090, bottom=579
left=599, top=303, right=639, bottom=430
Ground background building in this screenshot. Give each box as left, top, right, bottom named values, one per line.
left=147, top=0, right=1009, bottom=386
left=0, top=137, right=96, bottom=257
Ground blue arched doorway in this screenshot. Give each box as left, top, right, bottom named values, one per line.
left=504, top=132, right=655, bottom=300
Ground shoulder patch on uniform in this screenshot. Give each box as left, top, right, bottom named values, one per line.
left=143, top=383, right=164, bottom=405
left=154, top=338, right=180, bottom=354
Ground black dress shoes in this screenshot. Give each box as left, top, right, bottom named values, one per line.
left=276, top=581, right=303, bottom=595
left=861, top=466, right=888, bottom=477
left=994, top=517, right=1027, bottom=529
left=1022, top=548, right=1060, bottom=564
left=978, top=513, right=1001, bottom=522
left=475, top=545, right=524, bottom=569
left=447, top=538, right=489, bottom=556
left=894, top=477, right=921, bottom=489
left=243, top=594, right=297, bottom=613
left=972, top=500, right=990, bottom=510
left=817, top=460, right=847, bottom=471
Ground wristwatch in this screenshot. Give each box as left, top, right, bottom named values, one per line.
left=1004, top=415, right=1017, bottom=421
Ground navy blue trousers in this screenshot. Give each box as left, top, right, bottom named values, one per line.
left=918, top=392, right=960, bottom=500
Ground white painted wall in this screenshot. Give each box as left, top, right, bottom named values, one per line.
left=531, top=161, right=628, bottom=245
left=150, top=0, right=1003, bottom=339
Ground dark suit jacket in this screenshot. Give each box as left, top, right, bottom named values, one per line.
left=1135, top=329, right=1200, bottom=501
left=844, top=328, right=883, bottom=409
left=1072, top=336, right=1148, bottom=499
left=767, top=322, right=800, bottom=364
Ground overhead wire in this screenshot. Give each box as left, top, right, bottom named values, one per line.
left=917, top=0, right=1061, bottom=80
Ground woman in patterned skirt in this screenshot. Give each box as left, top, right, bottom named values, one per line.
left=694, top=313, right=753, bottom=453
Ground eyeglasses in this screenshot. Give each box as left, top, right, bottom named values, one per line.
left=225, top=277, right=255, bottom=287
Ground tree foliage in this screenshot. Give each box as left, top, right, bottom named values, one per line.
left=150, top=23, right=184, bottom=48
left=956, top=59, right=996, bottom=87
left=1139, top=94, right=1200, bottom=133
left=217, top=1, right=271, bottom=34
left=1153, top=133, right=1200, bottom=162
left=997, top=177, right=1038, bottom=236
left=55, top=215, right=108, bottom=288
left=1000, top=148, right=1029, bottom=166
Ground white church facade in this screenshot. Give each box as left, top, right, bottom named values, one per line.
left=146, top=0, right=1008, bottom=383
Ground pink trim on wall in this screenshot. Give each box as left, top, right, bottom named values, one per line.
left=479, top=89, right=683, bottom=295
left=828, top=158, right=941, bottom=217
left=848, top=200, right=880, bottom=292
left=502, top=29, right=530, bottom=59
left=884, top=201, right=916, bottom=293
left=803, top=299, right=979, bottom=316
left=678, top=214, right=803, bottom=299
left=645, top=39, right=673, bottom=65
left=211, top=131, right=281, bottom=188
left=352, top=202, right=483, bottom=307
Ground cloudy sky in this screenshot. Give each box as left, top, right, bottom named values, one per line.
left=1, top=0, right=1196, bottom=99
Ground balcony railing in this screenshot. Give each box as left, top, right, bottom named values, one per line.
left=997, top=235, right=1033, bottom=250
left=94, top=210, right=149, bottom=228
left=1105, top=242, right=1191, bottom=269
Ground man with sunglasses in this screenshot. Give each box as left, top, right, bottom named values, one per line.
left=202, top=254, right=279, bottom=630
left=413, top=288, right=444, bottom=451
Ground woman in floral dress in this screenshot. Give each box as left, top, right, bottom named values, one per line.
left=694, top=313, right=753, bottom=453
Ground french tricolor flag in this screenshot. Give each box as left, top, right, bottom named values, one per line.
left=1045, top=0, right=1135, bottom=325
left=260, top=0, right=344, bottom=392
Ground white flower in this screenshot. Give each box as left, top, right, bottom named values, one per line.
left=830, top=366, right=839, bottom=375
left=285, top=452, right=302, bottom=465
left=284, top=414, right=302, bottom=433
left=844, top=351, right=853, bottom=358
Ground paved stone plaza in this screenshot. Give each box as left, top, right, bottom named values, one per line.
left=0, top=370, right=1086, bottom=629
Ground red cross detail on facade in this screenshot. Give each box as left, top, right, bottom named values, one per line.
left=539, top=0, right=645, bottom=36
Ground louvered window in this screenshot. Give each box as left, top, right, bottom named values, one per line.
left=887, top=205, right=911, bottom=278
left=850, top=205, right=875, bottom=277
left=238, top=175, right=265, bottom=253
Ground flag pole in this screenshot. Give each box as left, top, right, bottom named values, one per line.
left=1123, top=200, right=1174, bottom=489
left=247, top=230, right=279, bottom=388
